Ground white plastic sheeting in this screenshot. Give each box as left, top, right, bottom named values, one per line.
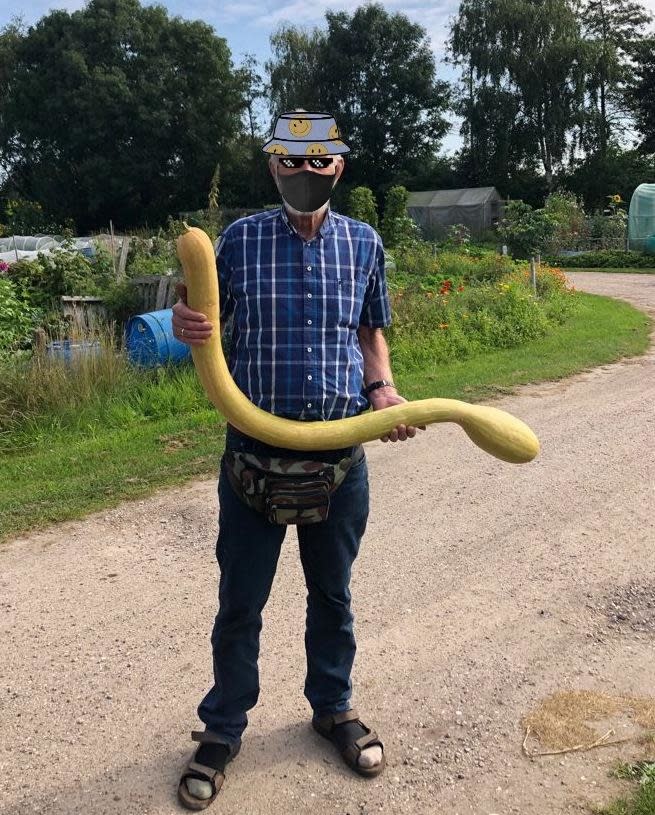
left=0, top=235, right=96, bottom=265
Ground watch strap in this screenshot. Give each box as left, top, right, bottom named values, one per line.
left=363, top=379, right=396, bottom=396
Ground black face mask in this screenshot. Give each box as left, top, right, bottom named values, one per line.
left=275, top=169, right=336, bottom=214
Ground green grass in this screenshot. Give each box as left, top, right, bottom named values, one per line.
left=1, top=411, right=226, bottom=540
left=567, top=268, right=655, bottom=275
left=594, top=762, right=655, bottom=815
left=394, top=292, right=651, bottom=403
left=0, top=291, right=650, bottom=543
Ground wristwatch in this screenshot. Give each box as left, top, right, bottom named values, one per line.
left=363, top=379, right=396, bottom=396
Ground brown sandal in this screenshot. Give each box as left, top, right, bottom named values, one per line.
left=177, top=731, right=239, bottom=811
left=313, top=709, right=386, bottom=778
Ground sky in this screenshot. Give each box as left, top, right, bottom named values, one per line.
left=3, top=0, right=655, bottom=154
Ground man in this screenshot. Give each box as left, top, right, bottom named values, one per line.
left=172, top=110, right=421, bottom=810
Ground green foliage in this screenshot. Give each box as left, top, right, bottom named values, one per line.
left=381, top=186, right=421, bottom=248
left=542, top=191, right=587, bottom=254
left=347, top=187, right=378, bottom=229
left=385, top=244, right=578, bottom=371
left=266, top=4, right=450, bottom=195
left=0, top=198, right=71, bottom=236
left=599, top=761, right=655, bottom=815
left=586, top=211, right=627, bottom=250
left=102, top=279, right=142, bottom=325
left=6, top=244, right=113, bottom=311
left=0, top=0, right=246, bottom=231
left=549, top=249, right=655, bottom=267
left=565, top=147, right=655, bottom=213
left=449, top=0, right=586, bottom=189
left=498, top=201, right=557, bottom=258
left=632, top=38, right=655, bottom=152
left=0, top=277, right=38, bottom=354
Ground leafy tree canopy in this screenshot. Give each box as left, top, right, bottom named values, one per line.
left=0, top=0, right=246, bottom=230
left=266, top=4, right=450, bottom=197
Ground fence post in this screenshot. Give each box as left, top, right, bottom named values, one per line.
left=530, top=256, right=537, bottom=295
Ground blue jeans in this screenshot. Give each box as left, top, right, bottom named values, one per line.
left=197, top=429, right=370, bottom=747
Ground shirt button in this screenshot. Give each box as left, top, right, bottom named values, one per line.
left=307, top=402, right=312, bottom=408
left=307, top=265, right=312, bottom=271
left=307, top=319, right=312, bottom=325
left=307, top=375, right=312, bottom=381
left=307, top=292, right=312, bottom=299
left=307, top=347, right=312, bottom=352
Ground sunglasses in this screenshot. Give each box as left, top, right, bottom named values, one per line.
left=278, top=156, right=334, bottom=169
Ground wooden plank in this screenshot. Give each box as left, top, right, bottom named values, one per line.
left=117, top=236, right=131, bottom=280
left=155, top=277, right=168, bottom=310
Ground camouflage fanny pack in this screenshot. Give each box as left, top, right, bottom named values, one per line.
left=223, top=447, right=363, bottom=525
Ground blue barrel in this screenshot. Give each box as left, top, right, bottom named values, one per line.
left=125, top=309, right=191, bottom=367
left=45, top=339, right=101, bottom=364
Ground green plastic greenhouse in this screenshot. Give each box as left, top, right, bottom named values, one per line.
left=628, top=184, right=655, bottom=253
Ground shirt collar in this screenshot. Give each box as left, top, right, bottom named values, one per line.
left=278, top=204, right=336, bottom=240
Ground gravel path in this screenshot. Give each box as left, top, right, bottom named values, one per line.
left=2, top=272, right=654, bottom=815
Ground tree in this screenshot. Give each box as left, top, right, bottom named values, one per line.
left=320, top=5, right=449, bottom=194
left=578, top=0, right=652, bottom=155
left=565, top=145, right=655, bottom=210
left=347, top=187, right=378, bottom=228
left=0, top=0, right=246, bottom=230
left=265, top=5, right=450, bottom=196
left=266, top=26, right=326, bottom=115
left=449, top=0, right=587, bottom=191
left=631, top=39, right=655, bottom=153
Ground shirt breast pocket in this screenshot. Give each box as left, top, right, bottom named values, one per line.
left=327, top=276, right=366, bottom=327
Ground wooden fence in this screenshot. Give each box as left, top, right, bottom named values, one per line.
left=131, top=275, right=180, bottom=312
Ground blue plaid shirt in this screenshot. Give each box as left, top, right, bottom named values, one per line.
left=216, top=206, right=391, bottom=421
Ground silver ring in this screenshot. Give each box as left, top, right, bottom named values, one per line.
left=180, top=327, right=185, bottom=336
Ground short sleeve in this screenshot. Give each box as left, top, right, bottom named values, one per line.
left=216, top=232, right=234, bottom=323
left=360, top=233, right=392, bottom=328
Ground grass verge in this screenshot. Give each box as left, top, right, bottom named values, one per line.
left=566, top=268, right=655, bottom=275
left=0, top=291, right=651, bottom=543
left=394, top=292, right=651, bottom=402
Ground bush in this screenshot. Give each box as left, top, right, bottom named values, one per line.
left=546, top=249, right=655, bottom=268
left=498, top=201, right=557, bottom=258
left=386, top=254, right=579, bottom=371
left=6, top=242, right=114, bottom=311
left=381, top=186, right=421, bottom=248
left=347, top=186, right=379, bottom=228
left=542, top=191, right=586, bottom=255
left=0, top=278, right=39, bottom=355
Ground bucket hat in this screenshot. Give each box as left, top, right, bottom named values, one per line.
left=262, top=111, right=350, bottom=156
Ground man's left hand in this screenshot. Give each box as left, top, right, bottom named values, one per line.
left=368, top=389, right=426, bottom=443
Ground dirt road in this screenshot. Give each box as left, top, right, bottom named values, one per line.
left=2, top=273, right=654, bottom=815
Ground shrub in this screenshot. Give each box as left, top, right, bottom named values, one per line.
left=546, top=249, right=655, bottom=268
left=386, top=251, right=579, bottom=371
left=498, top=201, right=557, bottom=258
left=0, top=278, right=38, bottom=355
left=585, top=213, right=627, bottom=251
left=542, top=191, right=586, bottom=254
left=381, top=186, right=421, bottom=248
left=7, top=242, right=113, bottom=311
left=348, top=186, right=379, bottom=228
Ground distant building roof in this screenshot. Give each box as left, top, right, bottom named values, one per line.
left=407, top=187, right=502, bottom=208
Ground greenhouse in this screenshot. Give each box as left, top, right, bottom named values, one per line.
left=407, top=187, right=504, bottom=238
left=628, top=183, right=655, bottom=252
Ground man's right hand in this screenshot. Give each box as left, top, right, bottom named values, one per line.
left=172, top=283, right=214, bottom=345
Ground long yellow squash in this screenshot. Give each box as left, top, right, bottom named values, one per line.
left=177, top=226, right=540, bottom=464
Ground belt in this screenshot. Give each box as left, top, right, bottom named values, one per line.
left=225, top=424, right=364, bottom=465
